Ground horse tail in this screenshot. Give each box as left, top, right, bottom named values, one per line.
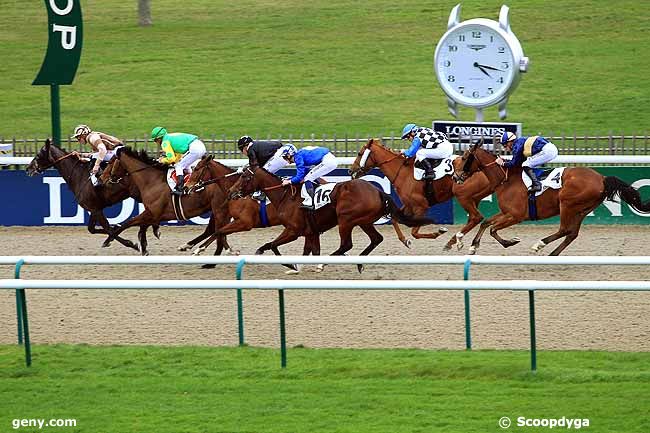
left=378, top=190, right=435, bottom=227
left=603, top=176, right=650, bottom=213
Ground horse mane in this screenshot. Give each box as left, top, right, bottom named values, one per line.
left=369, top=138, right=401, bottom=156
left=120, top=147, right=167, bottom=170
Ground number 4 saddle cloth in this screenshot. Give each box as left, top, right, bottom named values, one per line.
left=301, top=183, right=336, bottom=210
left=523, top=167, right=565, bottom=196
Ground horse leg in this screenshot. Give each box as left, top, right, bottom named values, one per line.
left=179, top=215, right=215, bottom=251
left=331, top=224, right=354, bottom=256
left=544, top=205, right=595, bottom=256
left=410, top=224, right=448, bottom=240
left=390, top=219, right=411, bottom=248
left=138, top=225, right=150, bottom=256
left=444, top=198, right=484, bottom=251
left=102, top=210, right=154, bottom=249
left=355, top=224, right=384, bottom=273
left=92, top=211, right=139, bottom=251
left=468, top=212, right=503, bottom=254
left=488, top=214, right=524, bottom=248
left=308, top=234, right=325, bottom=273
left=260, top=229, right=302, bottom=274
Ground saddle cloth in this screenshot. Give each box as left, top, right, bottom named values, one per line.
left=166, top=160, right=201, bottom=191
left=301, top=183, right=335, bottom=210
left=522, top=167, right=565, bottom=196
left=413, top=156, right=457, bottom=181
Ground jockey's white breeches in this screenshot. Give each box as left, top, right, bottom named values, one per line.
left=415, top=141, right=454, bottom=161
left=263, top=148, right=290, bottom=174
left=92, top=145, right=123, bottom=162
left=303, top=152, right=338, bottom=183
left=175, top=139, right=206, bottom=176
left=523, top=142, right=558, bottom=168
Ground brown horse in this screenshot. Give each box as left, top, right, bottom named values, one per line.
left=184, top=155, right=312, bottom=272
left=101, top=147, right=232, bottom=256
left=457, top=143, right=650, bottom=255
left=26, top=139, right=155, bottom=251
left=228, top=166, right=434, bottom=272
left=349, top=138, right=494, bottom=250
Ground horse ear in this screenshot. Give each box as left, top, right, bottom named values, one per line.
left=45, top=138, right=51, bottom=148
left=208, top=154, right=214, bottom=161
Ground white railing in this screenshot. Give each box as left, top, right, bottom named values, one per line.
left=5, top=255, right=649, bottom=371
left=4, top=155, right=650, bottom=166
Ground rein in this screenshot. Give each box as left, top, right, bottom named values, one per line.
left=39, top=152, right=78, bottom=171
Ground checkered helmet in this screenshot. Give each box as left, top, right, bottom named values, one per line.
left=280, top=144, right=297, bottom=158
left=72, top=124, right=91, bottom=138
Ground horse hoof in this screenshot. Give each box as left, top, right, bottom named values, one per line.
left=531, top=240, right=546, bottom=253
left=201, top=264, right=216, bottom=269
left=443, top=243, right=453, bottom=251
left=357, top=264, right=364, bottom=274
left=228, top=249, right=241, bottom=256
left=315, top=264, right=325, bottom=273
left=457, top=241, right=464, bottom=251
left=468, top=246, right=477, bottom=255
left=102, top=241, right=111, bottom=248
left=402, top=239, right=412, bottom=249
left=153, top=228, right=161, bottom=239
left=192, top=247, right=206, bottom=256
left=255, top=250, right=264, bottom=255
left=512, top=237, right=522, bottom=243
left=438, top=227, right=449, bottom=234
left=285, top=268, right=300, bottom=275
left=177, top=244, right=191, bottom=252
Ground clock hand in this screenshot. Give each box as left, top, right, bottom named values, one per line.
left=473, top=62, right=492, bottom=78
left=476, top=63, right=505, bottom=72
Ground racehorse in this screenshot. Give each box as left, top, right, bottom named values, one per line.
left=456, top=142, right=650, bottom=255
left=101, top=147, right=233, bottom=256
left=26, top=139, right=155, bottom=251
left=349, top=138, right=494, bottom=250
left=228, top=166, right=434, bottom=272
left=184, top=155, right=312, bottom=272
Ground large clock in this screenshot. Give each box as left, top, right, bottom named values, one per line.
left=434, top=4, right=529, bottom=120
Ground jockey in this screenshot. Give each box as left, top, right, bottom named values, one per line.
left=151, top=126, right=207, bottom=196
left=238, top=135, right=294, bottom=200
left=496, top=132, right=559, bottom=193
left=400, top=123, right=454, bottom=199
left=280, top=146, right=337, bottom=209
left=71, top=124, right=124, bottom=185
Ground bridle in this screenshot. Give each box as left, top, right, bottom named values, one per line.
left=459, top=146, right=508, bottom=185
left=32, top=151, right=78, bottom=173
left=230, top=167, right=295, bottom=200
left=188, top=161, right=239, bottom=193
left=350, top=142, right=407, bottom=183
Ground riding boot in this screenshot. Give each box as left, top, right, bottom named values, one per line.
left=302, top=181, right=316, bottom=209
left=173, top=174, right=185, bottom=196
left=252, top=191, right=267, bottom=201
left=420, top=159, right=436, bottom=205
left=523, top=167, right=542, bottom=193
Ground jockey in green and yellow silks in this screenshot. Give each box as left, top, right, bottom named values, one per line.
left=151, top=126, right=206, bottom=195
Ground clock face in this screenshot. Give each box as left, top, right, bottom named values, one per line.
left=435, top=23, right=516, bottom=107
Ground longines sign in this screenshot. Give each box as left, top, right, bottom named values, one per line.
left=33, top=0, right=83, bottom=85
left=433, top=120, right=522, bottom=148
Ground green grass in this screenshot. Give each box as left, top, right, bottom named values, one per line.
left=1, top=344, right=649, bottom=432
left=1, top=0, right=649, bottom=139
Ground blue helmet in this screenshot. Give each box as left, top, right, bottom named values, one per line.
left=401, top=123, right=417, bottom=139
left=280, top=144, right=297, bottom=158
left=500, top=131, right=517, bottom=145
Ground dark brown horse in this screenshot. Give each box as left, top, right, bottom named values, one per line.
left=457, top=143, right=650, bottom=255
left=349, top=138, right=494, bottom=250
left=228, top=166, right=434, bottom=272
left=101, top=147, right=232, bottom=256
left=26, top=139, right=155, bottom=251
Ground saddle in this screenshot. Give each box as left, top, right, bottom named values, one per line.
left=522, top=167, right=565, bottom=197
left=412, top=156, right=456, bottom=181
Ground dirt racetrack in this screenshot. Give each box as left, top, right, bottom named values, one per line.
left=1, top=224, right=649, bottom=351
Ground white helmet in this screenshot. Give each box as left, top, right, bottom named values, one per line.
left=280, top=144, right=297, bottom=158
left=72, top=124, right=91, bottom=138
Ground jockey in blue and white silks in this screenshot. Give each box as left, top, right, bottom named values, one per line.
left=496, top=132, right=559, bottom=193
left=280, top=146, right=337, bottom=208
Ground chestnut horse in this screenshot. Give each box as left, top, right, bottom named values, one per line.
left=101, top=147, right=233, bottom=256
left=26, top=139, right=155, bottom=251
left=185, top=155, right=314, bottom=272
left=349, top=138, right=494, bottom=250
left=228, top=166, right=434, bottom=272
left=457, top=143, right=650, bottom=255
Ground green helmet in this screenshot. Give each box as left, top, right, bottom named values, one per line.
left=151, top=126, right=167, bottom=140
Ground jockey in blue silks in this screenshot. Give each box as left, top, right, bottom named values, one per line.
left=280, top=146, right=337, bottom=208
left=496, top=132, right=559, bottom=193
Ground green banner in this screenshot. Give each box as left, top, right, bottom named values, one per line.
left=453, top=167, right=650, bottom=225
left=32, top=0, right=83, bottom=85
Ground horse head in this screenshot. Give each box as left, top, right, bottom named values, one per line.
left=186, top=154, right=214, bottom=191
left=350, top=138, right=398, bottom=179
left=26, top=138, right=57, bottom=176
left=456, top=141, right=500, bottom=184
left=228, top=165, right=257, bottom=200
left=101, top=156, right=127, bottom=185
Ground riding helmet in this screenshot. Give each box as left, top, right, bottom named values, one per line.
left=72, top=124, right=91, bottom=138
left=280, top=144, right=297, bottom=158
left=401, top=123, right=417, bottom=139
left=500, top=131, right=517, bottom=144
left=151, top=126, right=167, bottom=140
left=237, top=135, right=254, bottom=151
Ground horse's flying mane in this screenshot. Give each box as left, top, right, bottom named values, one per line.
left=120, top=147, right=168, bottom=170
